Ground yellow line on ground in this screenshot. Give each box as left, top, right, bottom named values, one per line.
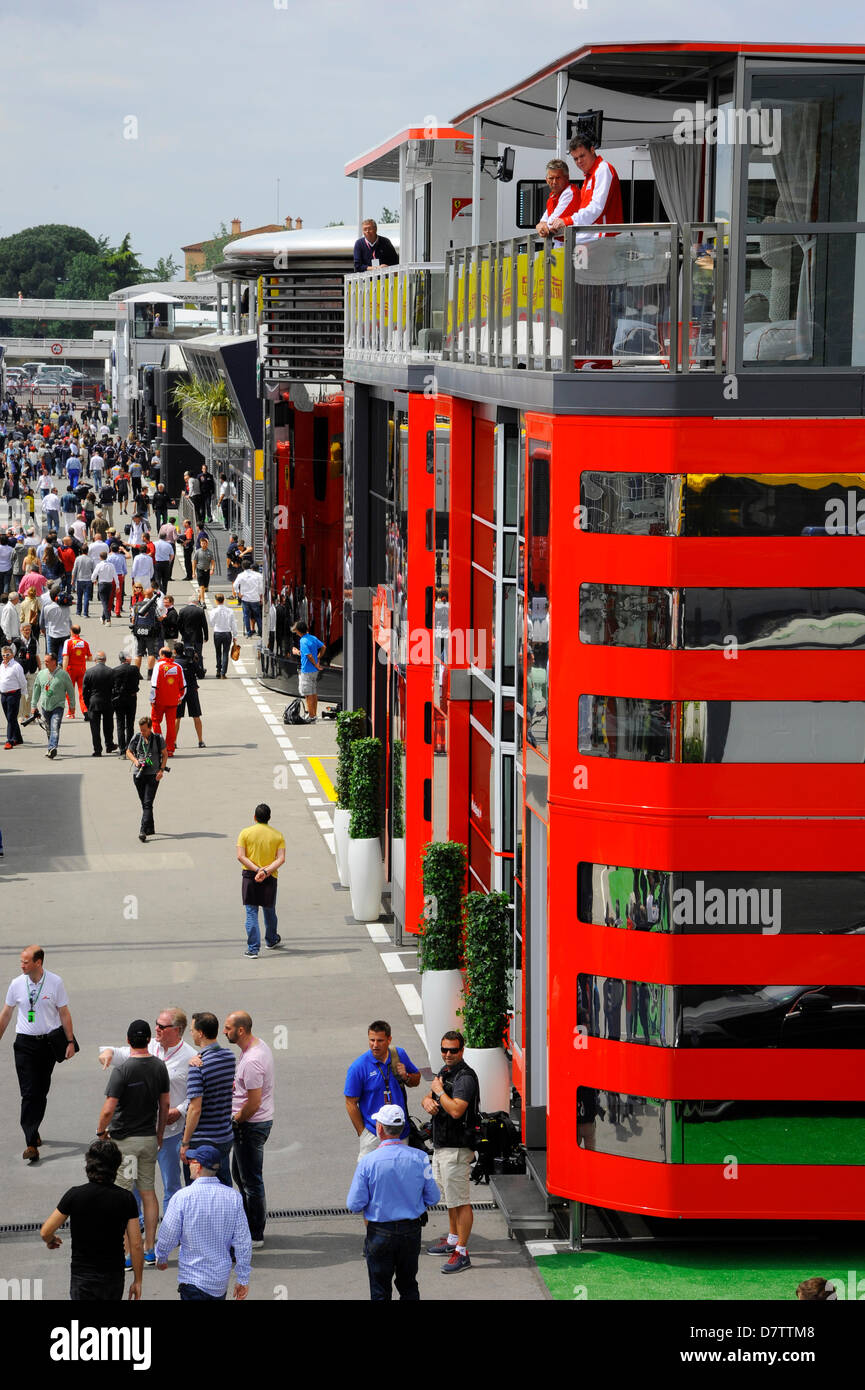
left=308, top=756, right=337, bottom=802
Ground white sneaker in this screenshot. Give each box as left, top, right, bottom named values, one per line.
left=251, top=1239, right=264, bottom=1250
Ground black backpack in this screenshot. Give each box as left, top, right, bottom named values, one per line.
left=283, top=699, right=307, bottom=725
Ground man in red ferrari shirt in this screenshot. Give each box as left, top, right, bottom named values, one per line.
left=535, top=160, right=579, bottom=240
left=546, top=133, right=623, bottom=241
left=150, top=647, right=186, bottom=757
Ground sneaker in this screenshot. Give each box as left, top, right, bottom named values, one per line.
left=265, top=936, right=282, bottom=950
left=251, top=1239, right=265, bottom=1250
left=46, top=748, right=57, bottom=759
left=3, top=742, right=12, bottom=750
left=427, top=1238, right=456, bottom=1256
left=244, top=949, right=260, bottom=958
left=441, top=1252, right=471, bottom=1274
left=198, top=740, right=206, bottom=748
left=125, top=1255, right=132, bottom=1271
left=143, top=1249, right=156, bottom=1268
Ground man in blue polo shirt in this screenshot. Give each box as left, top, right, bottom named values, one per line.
left=181, top=1011, right=236, bottom=1186
left=344, top=1019, right=421, bottom=1158
left=291, top=620, right=325, bottom=721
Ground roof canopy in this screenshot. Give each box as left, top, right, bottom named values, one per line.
left=345, top=125, right=473, bottom=179
left=450, top=41, right=865, bottom=150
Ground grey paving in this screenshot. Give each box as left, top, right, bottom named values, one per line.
left=0, top=576, right=547, bottom=1302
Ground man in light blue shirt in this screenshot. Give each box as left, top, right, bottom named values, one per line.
left=155, top=1142, right=251, bottom=1300
left=346, top=1104, right=440, bottom=1301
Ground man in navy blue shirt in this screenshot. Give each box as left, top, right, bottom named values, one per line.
left=353, top=219, right=398, bottom=273
left=347, top=1103, right=440, bottom=1301
left=344, top=1020, right=421, bottom=1158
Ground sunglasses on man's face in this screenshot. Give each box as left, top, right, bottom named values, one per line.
left=441, top=1046, right=462, bottom=1055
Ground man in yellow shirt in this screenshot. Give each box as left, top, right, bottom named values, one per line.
left=236, top=803, right=286, bottom=959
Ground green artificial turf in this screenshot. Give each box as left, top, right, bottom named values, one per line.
left=684, top=1113, right=865, bottom=1166
left=535, top=1244, right=865, bottom=1301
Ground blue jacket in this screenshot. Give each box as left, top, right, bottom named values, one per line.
left=353, top=235, right=399, bottom=273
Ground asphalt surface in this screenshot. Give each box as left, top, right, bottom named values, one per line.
left=0, top=556, right=547, bottom=1305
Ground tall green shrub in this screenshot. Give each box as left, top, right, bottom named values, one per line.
left=335, top=708, right=367, bottom=811
left=418, top=840, right=467, bottom=973
left=349, top=737, right=382, bottom=840
left=461, top=891, right=511, bottom=1048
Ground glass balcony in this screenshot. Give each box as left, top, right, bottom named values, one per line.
left=344, top=263, right=445, bottom=362
left=442, top=225, right=728, bottom=372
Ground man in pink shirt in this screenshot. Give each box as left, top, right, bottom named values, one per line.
left=224, top=1011, right=274, bottom=1249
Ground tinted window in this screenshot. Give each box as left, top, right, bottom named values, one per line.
left=578, top=695, right=673, bottom=762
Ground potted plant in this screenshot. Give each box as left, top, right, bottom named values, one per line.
left=460, top=890, right=512, bottom=1113
left=347, top=736, right=384, bottom=922
left=333, top=708, right=367, bottom=887
left=418, top=840, right=467, bottom=1071
left=171, top=376, right=234, bottom=442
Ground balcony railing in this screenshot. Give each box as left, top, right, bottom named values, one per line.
left=442, top=224, right=726, bottom=373
left=345, top=263, right=445, bottom=362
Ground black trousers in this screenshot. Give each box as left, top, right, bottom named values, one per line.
left=2, top=689, right=22, bottom=744
left=71, top=1269, right=125, bottom=1301
left=13, top=1035, right=56, bottom=1146
left=364, top=1219, right=422, bottom=1301
left=115, top=698, right=137, bottom=753
left=155, top=560, right=172, bottom=592
left=134, top=773, right=159, bottom=834
left=214, top=631, right=231, bottom=676
left=89, top=705, right=114, bottom=754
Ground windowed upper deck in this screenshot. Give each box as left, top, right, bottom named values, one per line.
left=344, top=43, right=865, bottom=384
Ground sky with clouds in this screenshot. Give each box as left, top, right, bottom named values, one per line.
left=1, top=0, right=862, bottom=268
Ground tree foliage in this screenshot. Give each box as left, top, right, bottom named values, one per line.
left=348, top=737, right=382, bottom=840
left=201, top=223, right=232, bottom=272
left=379, top=207, right=398, bottom=224
left=460, top=891, right=512, bottom=1049
left=418, top=841, right=467, bottom=973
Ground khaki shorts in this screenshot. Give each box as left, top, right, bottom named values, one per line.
left=432, top=1146, right=474, bottom=1208
left=114, top=1134, right=158, bottom=1193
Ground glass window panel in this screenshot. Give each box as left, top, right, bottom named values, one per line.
left=501, top=583, right=516, bottom=687
left=502, top=533, right=518, bottom=579
left=681, top=1100, right=865, bottom=1165
left=580, top=582, right=675, bottom=648
left=501, top=752, right=515, bottom=853
left=501, top=697, right=515, bottom=746
left=683, top=587, right=865, bottom=649
left=578, top=1089, right=674, bottom=1162
left=682, top=984, right=865, bottom=1049
left=503, top=422, right=520, bottom=528
left=743, top=234, right=865, bottom=369
left=579, top=695, right=673, bottom=762
left=433, top=416, right=448, bottom=591
left=682, top=699, right=865, bottom=763
left=582, top=471, right=865, bottom=536
left=578, top=864, right=865, bottom=936
left=747, top=75, right=864, bottom=225
left=581, top=471, right=683, bottom=535
left=471, top=567, right=494, bottom=674
left=578, top=974, right=672, bottom=1045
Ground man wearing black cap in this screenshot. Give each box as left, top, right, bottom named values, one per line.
left=96, top=1019, right=169, bottom=1270
left=155, top=1142, right=252, bottom=1300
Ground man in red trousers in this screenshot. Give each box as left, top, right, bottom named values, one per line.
left=149, top=646, right=185, bottom=756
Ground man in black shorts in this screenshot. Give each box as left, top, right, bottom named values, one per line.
left=40, top=1138, right=142, bottom=1300
left=174, top=642, right=205, bottom=749
left=131, top=586, right=163, bottom=673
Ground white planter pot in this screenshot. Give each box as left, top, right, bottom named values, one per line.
left=347, top=837, right=384, bottom=922
left=421, top=969, right=464, bottom=1071
left=464, top=1046, right=511, bottom=1114
left=333, top=808, right=351, bottom=887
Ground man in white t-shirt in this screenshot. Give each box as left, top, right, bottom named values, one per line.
left=99, top=1005, right=196, bottom=1214
left=0, top=945, right=76, bottom=1162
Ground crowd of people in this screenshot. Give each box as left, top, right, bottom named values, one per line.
left=0, top=397, right=273, bottom=833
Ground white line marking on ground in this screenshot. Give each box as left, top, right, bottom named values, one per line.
left=366, top=924, right=390, bottom=943
left=299, top=779, right=315, bottom=793
left=381, top=953, right=406, bottom=974
left=413, top=1022, right=427, bottom=1050
left=275, top=737, right=293, bottom=748
left=314, top=811, right=333, bottom=829
left=395, top=982, right=423, bottom=1016
left=290, top=763, right=304, bottom=777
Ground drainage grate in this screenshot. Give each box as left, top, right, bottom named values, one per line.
left=0, top=1202, right=498, bottom=1238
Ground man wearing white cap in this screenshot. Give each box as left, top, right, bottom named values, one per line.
left=346, top=1103, right=440, bottom=1302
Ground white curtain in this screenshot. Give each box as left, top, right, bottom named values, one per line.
left=649, top=139, right=702, bottom=226
left=769, top=100, right=820, bottom=358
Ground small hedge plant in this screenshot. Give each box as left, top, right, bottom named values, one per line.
left=461, top=891, right=511, bottom=1049
left=335, top=708, right=367, bottom=811
left=349, top=736, right=382, bottom=840
left=418, top=840, right=467, bottom=974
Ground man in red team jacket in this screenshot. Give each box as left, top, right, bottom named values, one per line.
left=149, top=647, right=186, bottom=756
left=546, top=132, right=623, bottom=240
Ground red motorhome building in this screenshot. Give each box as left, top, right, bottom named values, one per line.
left=344, top=42, right=865, bottom=1236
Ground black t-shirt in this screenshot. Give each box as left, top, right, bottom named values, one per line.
left=431, top=1060, right=479, bottom=1149
left=106, top=1055, right=169, bottom=1138
left=57, top=1181, right=139, bottom=1275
